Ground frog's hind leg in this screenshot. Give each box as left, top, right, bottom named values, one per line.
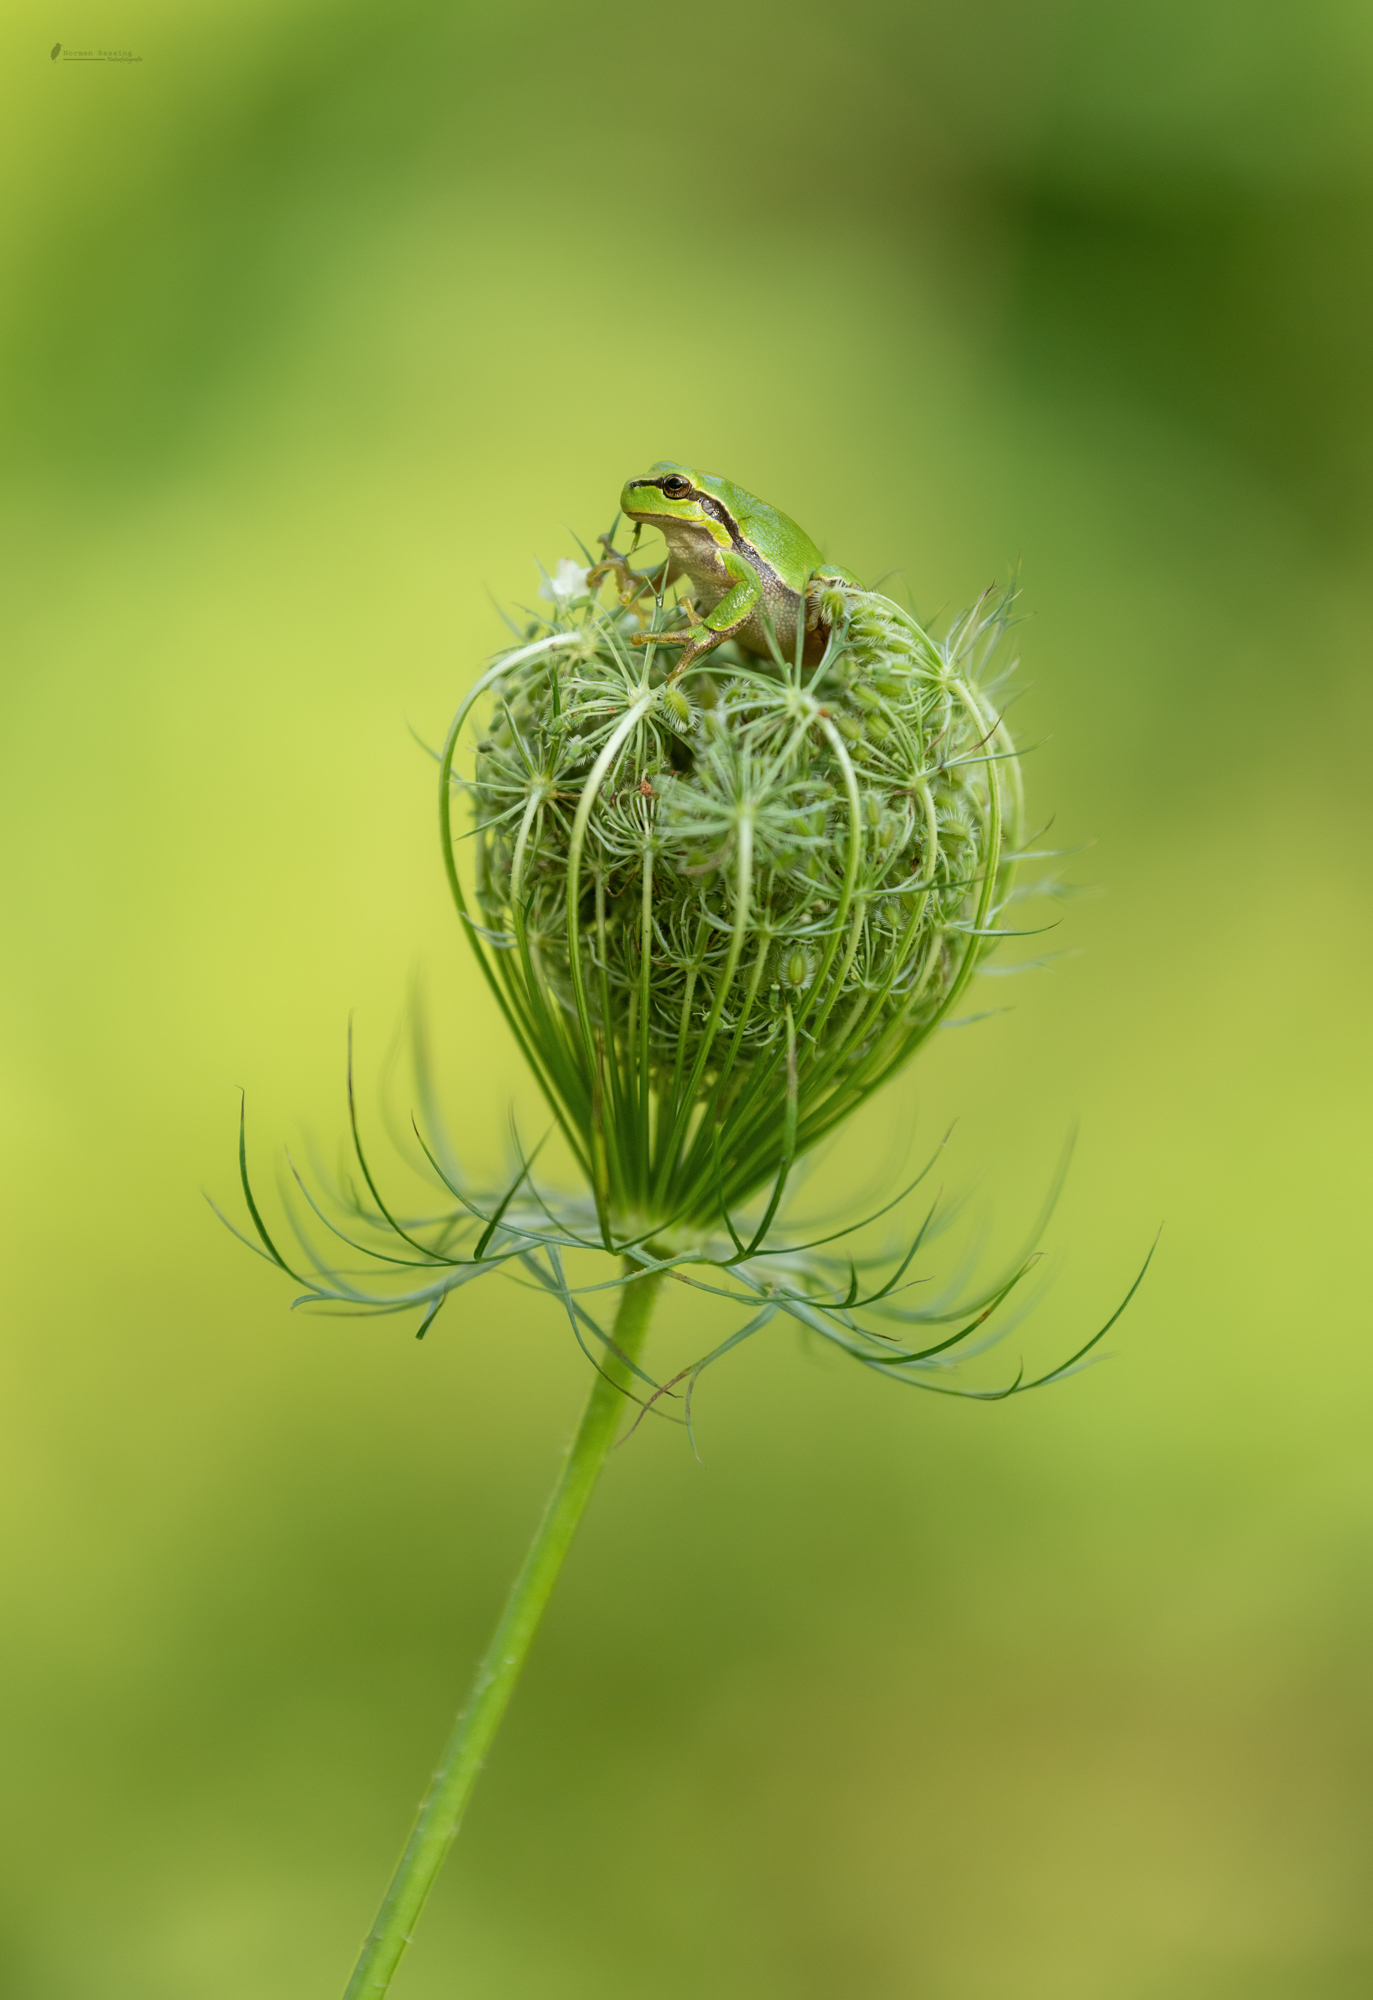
left=629, top=625, right=717, bottom=675
left=630, top=550, right=762, bottom=678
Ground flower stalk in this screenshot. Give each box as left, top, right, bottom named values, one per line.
left=344, top=1260, right=665, bottom=1999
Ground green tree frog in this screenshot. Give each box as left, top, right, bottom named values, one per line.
left=592, top=461, right=862, bottom=674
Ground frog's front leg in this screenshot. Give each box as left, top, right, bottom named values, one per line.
left=631, top=549, right=762, bottom=676
left=587, top=532, right=681, bottom=609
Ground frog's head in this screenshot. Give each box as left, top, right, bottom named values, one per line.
left=620, top=461, right=712, bottom=529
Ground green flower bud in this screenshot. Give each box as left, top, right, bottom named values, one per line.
left=447, top=573, right=1024, bottom=1234
left=660, top=683, right=694, bottom=732
left=814, top=584, right=849, bottom=627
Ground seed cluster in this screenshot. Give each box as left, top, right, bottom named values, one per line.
left=457, top=575, right=1022, bottom=1221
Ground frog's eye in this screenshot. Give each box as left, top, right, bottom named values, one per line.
left=659, top=475, right=692, bottom=498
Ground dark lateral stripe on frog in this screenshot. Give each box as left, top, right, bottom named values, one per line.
left=643, top=478, right=748, bottom=554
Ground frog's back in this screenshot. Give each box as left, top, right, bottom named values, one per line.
left=694, top=469, right=837, bottom=592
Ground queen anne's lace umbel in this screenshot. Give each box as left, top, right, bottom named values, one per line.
left=456, top=578, right=1023, bottom=1234
left=230, top=551, right=1146, bottom=1402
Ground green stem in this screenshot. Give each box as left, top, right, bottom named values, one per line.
left=342, top=1261, right=665, bottom=1998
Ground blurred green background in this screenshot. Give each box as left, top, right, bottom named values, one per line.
left=3, top=1, right=1372, bottom=1994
